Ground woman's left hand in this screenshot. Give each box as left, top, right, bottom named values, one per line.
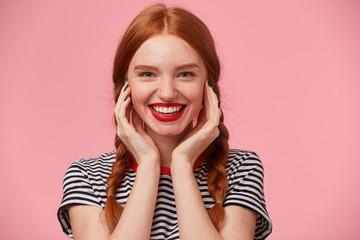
left=172, top=80, right=221, bottom=166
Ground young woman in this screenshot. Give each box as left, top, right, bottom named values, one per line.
left=58, top=4, right=272, bottom=240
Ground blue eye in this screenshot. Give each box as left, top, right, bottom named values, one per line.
left=179, top=72, right=194, bottom=77
left=140, top=72, right=154, bottom=77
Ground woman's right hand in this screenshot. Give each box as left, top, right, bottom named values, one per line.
left=114, top=81, right=160, bottom=165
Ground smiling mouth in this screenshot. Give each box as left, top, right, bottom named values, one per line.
left=151, top=105, right=185, bottom=115
left=149, top=103, right=186, bottom=122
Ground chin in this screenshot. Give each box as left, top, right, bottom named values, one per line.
left=152, top=125, right=187, bottom=136
left=145, top=119, right=193, bottom=137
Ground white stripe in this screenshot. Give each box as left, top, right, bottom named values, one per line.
left=57, top=149, right=272, bottom=239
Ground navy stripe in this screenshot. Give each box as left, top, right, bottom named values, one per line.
left=57, top=149, right=272, bottom=239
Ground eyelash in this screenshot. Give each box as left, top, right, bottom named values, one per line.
left=139, top=72, right=154, bottom=77
left=138, top=72, right=195, bottom=78
left=178, top=72, right=195, bottom=78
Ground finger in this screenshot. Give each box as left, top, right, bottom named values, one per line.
left=115, top=84, right=132, bottom=136
left=118, top=98, right=131, bottom=129
left=189, top=84, right=219, bottom=142
left=115, top=84, right=131, bottom=117
left=193, top=107, right=206, bottom=132
left=204, top=81, right=221, bottom=126
left=115, top=81, right=129, bottom=108
left=114, top=81, right=130, bottom=114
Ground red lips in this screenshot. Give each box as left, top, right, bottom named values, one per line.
left=149, top=103, right=186, bottom=122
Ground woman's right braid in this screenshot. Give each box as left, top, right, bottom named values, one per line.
left=104, top=135, right=130, bottom=233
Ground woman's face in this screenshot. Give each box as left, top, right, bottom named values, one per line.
left=127, top=34, right=207, bottom=137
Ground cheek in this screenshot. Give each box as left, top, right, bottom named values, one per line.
left=130, top=86, right=151, bottom=111
left=186, top=86, right=204, bottom=110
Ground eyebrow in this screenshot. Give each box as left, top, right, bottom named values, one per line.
left=175, top=63, right=200, bottom=71
left=134, top=63, right=200, bottom=71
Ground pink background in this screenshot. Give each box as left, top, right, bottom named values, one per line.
left=1, top=0, right=359, bottom=239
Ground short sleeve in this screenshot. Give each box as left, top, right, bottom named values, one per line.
left=224, top=151, right=272, bottom=240
left=57, top=160, right=102, bottom=238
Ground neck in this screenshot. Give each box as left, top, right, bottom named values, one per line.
left=145, top=124, right=192, bottom=167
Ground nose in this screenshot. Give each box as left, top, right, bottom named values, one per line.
left=157, top=77, right=177, bottom=101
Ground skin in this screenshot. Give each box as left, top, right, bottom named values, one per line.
left=127, top=34, right=207, bottom=167
left=68, top=33, right=257, bottom=240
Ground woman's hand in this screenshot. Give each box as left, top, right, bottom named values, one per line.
left=172, top=80, right=221, bottom=166
left=114, top=81, right=160, bottom=165
left=170, top=80, right=224, bottom=240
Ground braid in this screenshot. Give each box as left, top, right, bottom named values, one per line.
left=206, top=113, right=229, bottom=231
left=104, top=135, right=130, bottom=233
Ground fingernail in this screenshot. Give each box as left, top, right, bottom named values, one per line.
left=123, top=85, right=129, bottom=92
left=207, top=79, right=212, bottom=87
left=123, top=79, right=126, bottom=86
left=212, top=86, right=217, bottom=94
left=218, top=101, right=221, bottom=108
left=124, top=95, right=129, bottom=101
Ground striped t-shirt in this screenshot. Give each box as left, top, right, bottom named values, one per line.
left=57, top=149, right=272, bottom=239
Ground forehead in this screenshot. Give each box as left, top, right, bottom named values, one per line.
left=130, top=34, right=204, bottom=67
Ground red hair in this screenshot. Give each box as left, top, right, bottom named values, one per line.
left=105, top=3, right=229, bottom=233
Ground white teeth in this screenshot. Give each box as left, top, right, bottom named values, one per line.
left=152, top=106, right=182, bottom=114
